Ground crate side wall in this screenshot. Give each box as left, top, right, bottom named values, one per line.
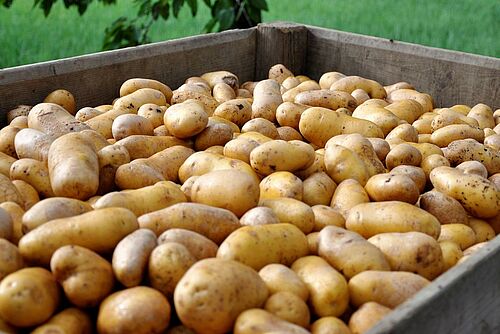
left=305, top=27, right=500, bottom=109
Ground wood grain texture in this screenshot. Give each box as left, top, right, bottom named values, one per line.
left=305, top=26, right=500, bottom=109
left=0, top=28, right=257, bottom=125
left=255, top=22, right=308, bottom=80
left=369, top=234, right=500, bottom=334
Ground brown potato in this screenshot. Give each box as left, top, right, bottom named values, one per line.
left=419, top=190, right=468, bottom=225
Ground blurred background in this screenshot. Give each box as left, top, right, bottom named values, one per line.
left=0, top=0, right=498, bottom=69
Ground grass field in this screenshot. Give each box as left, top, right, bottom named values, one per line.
left=0, top=0, right=498, bottom=68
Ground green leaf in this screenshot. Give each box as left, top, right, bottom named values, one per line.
left=216, top=7, right=235, bottom=31
left=1, top=0, right=14, bottom=8
left=249, top=0, right=267, bottom=11
left=245, top=3, right=261, bottom=24
left=186, top=0, right=197, bottom=16
left=172, top=0, right=184, bottom=18
left=203, top=16, right=217, bottom=33
left=202, top=0, right=210, bottom=7
left=137, top=0, right=152, bottom=17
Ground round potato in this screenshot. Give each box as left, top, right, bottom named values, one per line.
left=302, top=172, right=337, bottom=206
left=241, top=117, right=279, bottom=139
left=419, top=190, right=468, bottom=225
left=330, top=179, right=370, bottom=218
left=259, top=197, right=315, bottom=233
left=311, top=317, right=351, bottom=334
left=389, top=165, right=426, bottom=193
left=165, top=99, right=208, bottom=138
left=240, top=206, right=280, bottom=226
left=260, top=171, right=303, bottom=200
left=264, top=291, right=310, bottom=328
left=386, top=143, right=422, bottom=170
left=97, top=286, right=171, bottom=334
left=365, top=173, right=420, bottom=204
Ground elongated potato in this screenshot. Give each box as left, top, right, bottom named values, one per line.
left=439, top=240, right=463, bottom=271
left=0, top=267, right=60, bottom=327
left=114, top=88, right=167, bottom=112
left=365, top=173, right=419, bottom=204
left=348, top=302, right=392, bottom=334
left=352, top=105, right=400, bottom=136
left=0, top=125, right=20, bottom=158
left=264, top=291, right=310, bottom=328
left=51, top=245, right=114, bottom=307
left=389, top=165, right=426, bottom=193
left=213, top=98, right=252, bottom=127
left=250, top=140, right=314, bottom=175
left=282, top=80, right=321, bottom=102
left=0, top=202, right=24, bottom=244
left=346, top=201, right=441, bottom=239
left=75, top=106, right=105, bottom=122
left=302, top=172, right=336, bottom=206
left=330, top=178, right=370, bottom=218
left=0, top=239, right=24, bottom=281
left=234, top=308, right=310, bottom=334
left=31, top=308, right=92, bottom=334
left=419, top=190, right=468, bottom=225
left=12, top=179, right=39, bottom=210
left=22, top=197, right=93, bottom=233
left=120, top=78, right=173, bottom=103
left=319, top=226, right=390, bottom=278
left=444, top=139, right=499, bottom=175
left=251, top=79, right=283, bottom=121
left=259, top=263, right=309, bottom=301
left=468, top=218, right=495, bottom=243
left=385, top=99, right=424, bottom=123
left=213, top=82, right=236, bottom=103
left=324, top=143, right=370, bottom=186
left=217, top=223, right=308, bottom=270
left=28, top=103, right=90, bottom=138
left=430, top=166, right=499, bottom=218
left=112, top=228, right=157, bottom=287
left=387, top=89, right=433, bottom=113
left=116, top=135, right=191, bottom=160
left=276, top=102, right=309, bottom=129
left=431, top=124, right=484, bottom=147
left=368, top=232, right=444, bottom=279
left=438, top=224, right=477, bottom=250
left=97, top=286, right=171, bottom=334
left=330, top=76, right=386, bottom=99
left=112, top=114, right=154, bottom=140
left=201, top=70, right=239, bottom=90
left=10, top=158, right=54, bottom=198
left=14, top=128, right=53, bottom=162
left=292, top=256, right=349, bottom=317
left=319, top=71, right=347, bottom=89
left=259, top=197, right=315, bottom=233
left=174, top=258, right=268, bottom=334
left=19, top=207, right=138, bottom=265
left=164, top=99, right=208, bottom=138
left=158, top=228, right=218, bottom=260
left=85, top=108, right=131, bottom=139
left=349, top=270, right=430, bottom=308
left=94, top=181, right=186, bottom=216
left=295, top=89, right=357, bottom=111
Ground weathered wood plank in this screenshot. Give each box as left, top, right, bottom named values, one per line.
left=255, top=22, right=308, bottom=80
left=0, top=28, right=257, bottom=125
left=368, top=234, right=500, bottom=334
left=306, top=26, right=500, bottom=109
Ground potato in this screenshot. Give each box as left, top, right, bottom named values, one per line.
left=85, top=108, right=131, bottom=139
left=0, top=125, right=20, bottom=158
left=413, top=118, right=433, bottom=134
left=9, top=158, right=54, bottom=198
left=0, top=173, right=23, bottom=205
left=0, top=202, right=24, bottom=244
left=387, top=89, right=433, bottom=113
left=94, top=181, right=185, bottom=216
left=302, top=172, right=336, bottom=206
left=385, top=99, right=424, bottom=123
left=13, top=128, right=51, bottom=163
left=282, top=76, right=301, bottom=92
left=351, top=88, right=370, bottom=105
left=421, top=153, right=450, bottom=180
left=9, top=116, right=27, bottom=129
left=51, top=245, right=113, bottom=307
left=276, top=102, right=309, bottom=129
left=430, top=166, right=499, bottom=218
left=251, top=79, right=283, bottom=121
left=31, top=308, right=92, bottom=334
left=191, top=169, right=258, bottom=217
left=277, top=126, right=304, bottom=141
left=386, top=123, right=419, bottom=143
left=311, top=317, right=351, bottom=334
left=330, top=76, right=386, bottom=99
left=136, top=103, right=165, bottom=127
left=419, top=190, right=468, bottom=225
left=213, top=98, right=252, bottom=127
left=242, top=117, right=279, bottom=139
left=166, top=326, right=196, bottom=334
left=352, top=105, right=400, bottom=136
left=97, top=286, right=171, bottom=334
left=212, top=82, right=236, bottom=103
left=19, top=207, right=138, bottom=265
left=250, top=140, right=314, bottom=175
left=164, top=99, right=208, bottom=138
left=22, top=197, right=93, bottom=233
left=120, top=78, right=172, bottom=102
left=112, top=228, right=157, bottom=287
left=431, top=124, right=484, bottom=147
left=158, top=228, right=218, bottom=260
left=349, top=270, right=430, bottom=308
left=307, top=231, right=319, bottom=254
left=171, top=84, right=217, bottom=115
left=437, top=224, right=477, bottom=250
left=174, top=258, right=268, bottom=334
left=365, top=173, right=419, bottom=204
left=468, top=103, right=495, bottom=129
left=259, top=197, right=315, bottom=233
left=201, top=70, right=239, bottom=90
left=268, top=64, right=294, bottom=83
left=468, top=218, right=495, bottom=243
left=319, top=71, right=346, bottom=89
left=115, top=145, right=193, bottom=189
left=112, top=114, right=154, bottom=140
left=444, top=139, right=499, bottom=175
left=330, top=179, right=370, bottom=218
left=300, top=107, right=383, bottom=147
left=44, top=89, right=76, bottom=114
left=138, top=202, right=240, bottom=244
left=115, top=87, right=167, bottom=112
left=439, top=241, right=463, bottom=271
left=0, top=152, right=16, bottom=177
left=0, top=239, right=24, bottom=281
left=116, top=135, right=191, bottom=160
left=295, top=149, right=326, bottom=179
left=292, top=256, right=349, bottom=317
left=194, top=122, right=233, bottom=150
left=324, top=143, right=370, bottom=186
left=10, top=180, right=38, bottom=210
left=348, top=302, right=392, bottom=334
left=430, top=109, right=478, bottom=131
left=264, top=291, right=310, bottom=328
left=149, top=242, right=197, bottom=296
left=319, top=226, right=390, bottom=278
left=75, top=106, right=104, bottom=122
left=312, top=205, right=345, bottom=231
left=259, top=263, right=309, bottom=301
left=484, top=133, right=500, bottom=150
left=283, top=80, right=321, bottom=102
left=28, top=103, right=90, bottom=138
left=295, top=89, right=357, bottom=111
left=234, top=308, right=310, bottom=334
left=0, top=208, right=13, bottom=241
left=0, top=267, right=60, bottom=327
left=260, top=171, right=303, bottom=200
left=346, top=201, right=441, bottom=239
left=7, top=104, right=31, bottom=123
left=386, top=143, right=422, bottom=170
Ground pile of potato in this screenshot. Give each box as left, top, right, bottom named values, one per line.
left=0, top=63, right=499, bottom=334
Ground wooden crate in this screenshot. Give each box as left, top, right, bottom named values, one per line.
left=0, top=22, right=499, bottom=333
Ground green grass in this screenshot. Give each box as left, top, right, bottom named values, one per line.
left=0, top=0, right=498, bottom=68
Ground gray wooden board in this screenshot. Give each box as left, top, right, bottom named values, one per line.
left=0, top=28, right=256, bottom=125
left=368, top=234, right=500, bottom=334
left=305, top=26, right=500, bottom=109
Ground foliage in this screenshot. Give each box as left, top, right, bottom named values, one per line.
left=1, top=0, right=267, bottom=50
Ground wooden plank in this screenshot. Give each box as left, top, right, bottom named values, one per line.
left=255, top=22, right=308, bottom=80
left=0, top=28, right=257, bottom=125
left=305, top=26, right=500, bottom=109
left=369, top=234, right=500, bottom=334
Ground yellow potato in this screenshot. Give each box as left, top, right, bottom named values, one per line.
left=387, top=89, right=433, bottom=113
left=217, top=223, right=308, bottom=270
left=431, top=124, right=484, bottom=147
left=258, top=263, right=309, bottom=301
left=112, top=114, right=154, bottom=140
left=224, top=132, right=271, bottom=164
left=201, top=70, right=239, bottom=90
left=116, top=135, right=191, bottom=160
left=14, top=128, right=53, bottom=162
left=31, top=308, right=92, bottom=334
left=194, top=122, right=233, bottom=151
left=438, top=224, right=477, bottom=250
left=468, top=103, right=495, bottom=129
left=0, top=172, right=23, bottom=205
left=349, top=270, right=430, bottom=308
left=51, top=245, right=114, bottom=307
left=0, top=239, right=24, bottom=281
left=277, top=125, right=304, bottom=141
left=430, top=166, right=499, bottom=218
left=12, top=179, right=40, bottom=210
left=330, top=179, right=370, bottom=218
left=19, top=207, right=138, bottom=265
left=10, top=158, right=54, bottom=198
left=85, top=108, right=131, bottom=139
left=444, top=139, right=499, bottom=175
left=419, top=190, right=468, bottom=225
left=120, top=78, right=173, bottom=103
left=386, top=143, right=423, bottom=170
left=351, top=88, right=370, bottom=105
left=158, top=228, right=218, bottom=260
left=282, top=80, right=321, bottom=102
left=213, top=82, right=236, bottom=103
left=319, top=71, right=346, bottom=89
left=164, top=99, right=208, bottom=138
left=311, top=317, right=351, bottom=334
left=312, top=205, right=345, bottom=231
left=264, top=291, right=310, bottom=328
left=213, top=98, right=252, bottom=127
left=250, top=140, right=314, bottom=175
left=260, top=171, right=303, bottom=200
left=307, top=232, right=320, bottom=254
left=295, top=149, right=326, bottom=179
left=259, top=197, right=315, bottom=233
left=239, top=206, right=281, bottom=227
left=468, top=218, right=495, bottom=243
left=386, top=123, right=419, bottom=143
left=302, top=172, right=336, bottom=206
left=385, top=99, right=424, bottom=123
left=0, top=267, right=60, bottom=327
left=365, top=173, right=419, bottom=204
left=346, top=201, right=441, bottom=239
left=276, top=102, right=309, bottom=129
left=28, top=103, right=90, bottom=138
left=43, top=89, right=76, bottom=115
left=324, top=143, right=370, bottom=186
left=242, top=117, right=280, bottom=139
left=75, top=106, right=105, bottom=122
left=330, top=76, right=386, bottom=99
left=269, top=64, right=294, bottom=84
left=421, top=153, right=450, bottom=180
left=138, top=202, right=240, bottom=244
left=94, top=181, right=186, bottom=216
left=282, top=76, right=301, bottom=92
left=348, top=302, right=392, bottom=334
left=291, top=256, right=349, bottom=317
left=0, top=207, right=13, bottom=241
left=439, top=241, right=463, bottom=271
left=234, top=308, right=310, bottom=334
left=389, top=165, right=426, bottom=193
left=252, top=79, right=283, bottom=122
left=0, top=202, right=24, bottom=244
left=352, top=105, right=400, bottom=136
left=295, top=89, right=357, bottom=111
left=318, top=226, right=390, bottom=278
left=0, top=152, right=16, bottom=177
left=149, top=242, right=197, bottom=296
left=137, top=103, right=166, bottom=128
left=112, top=228, right=157, bottom=287
left=174, top=258, right=268, bottom=334
left=114, top=87, right=167, bottom=111
left=97, top=286, right=171, bottom=334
